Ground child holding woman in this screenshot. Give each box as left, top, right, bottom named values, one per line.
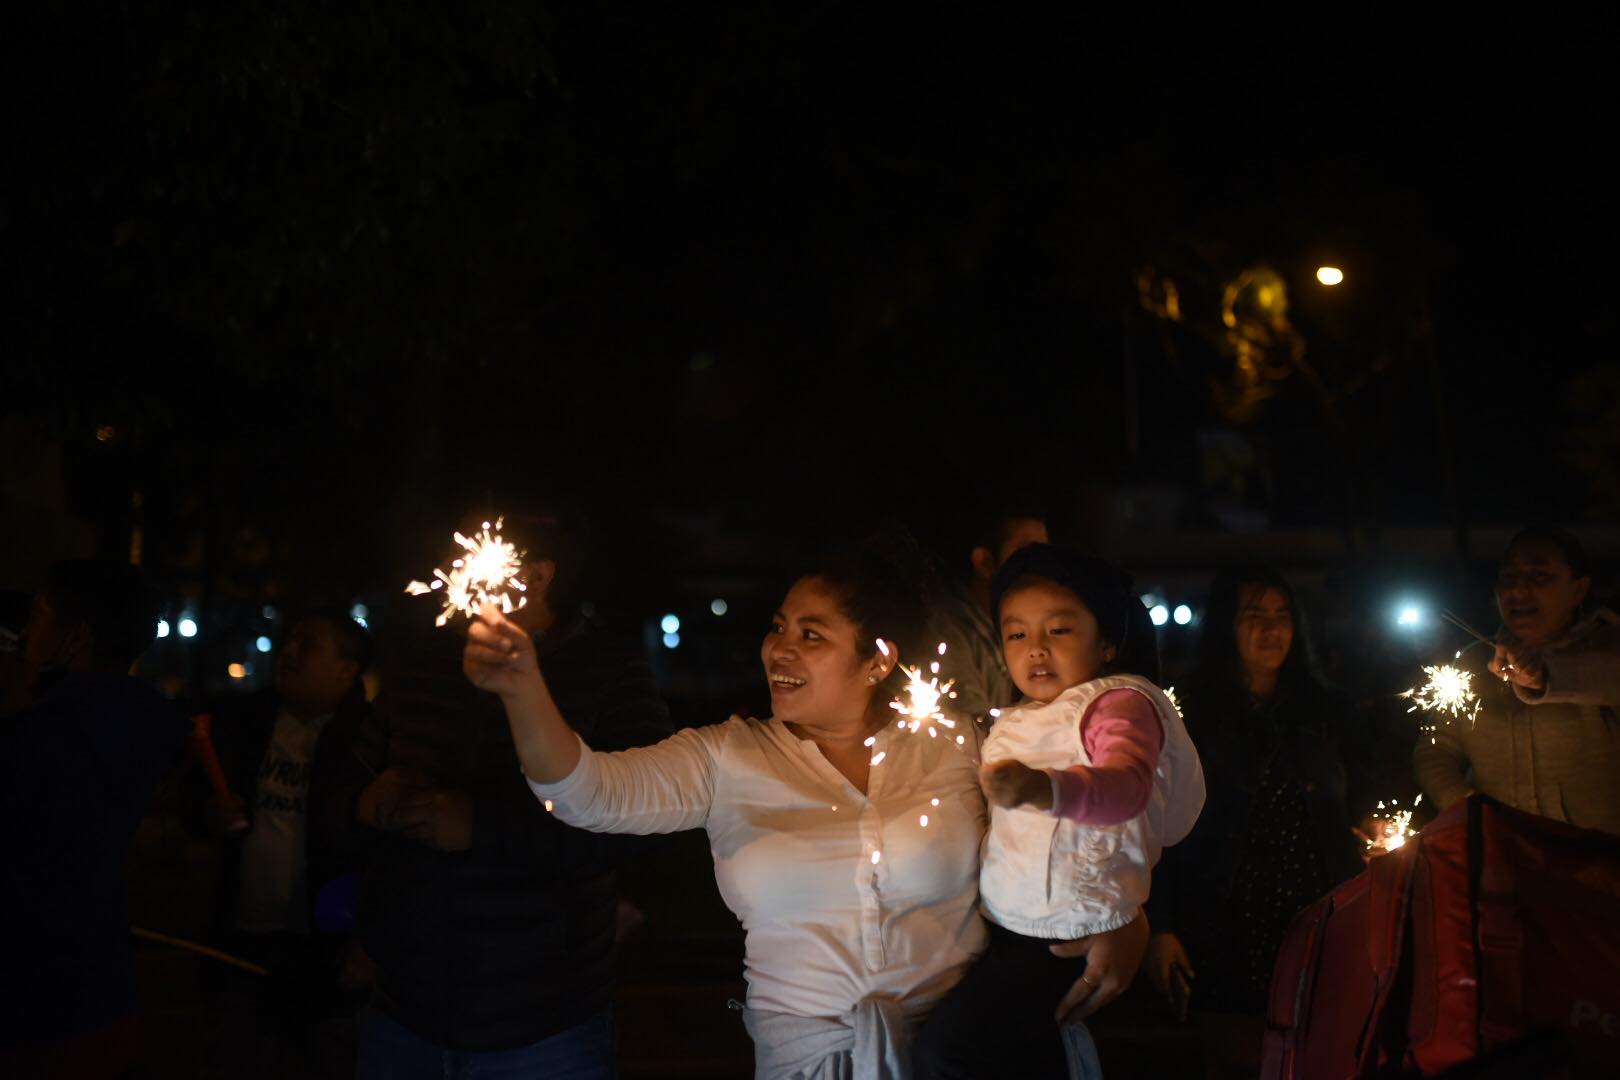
left=915, top=544, right=1205, bottom=1078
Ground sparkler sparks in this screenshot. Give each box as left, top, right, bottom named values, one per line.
left=869, top=641, right=962, bottom=764
left=1364, top=795, right=1422, bottom=853
left=1399, top=664, right=1482, bottom=742
left=404, top=518, right=529, bottom=627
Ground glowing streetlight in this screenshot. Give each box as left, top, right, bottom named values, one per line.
left=1316, top=266, right=1344, bottom=286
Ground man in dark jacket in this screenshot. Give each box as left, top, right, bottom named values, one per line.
left=0, top=561, right=186, bottom=1078
left=332, top=507, right=672, bottom=1078
left=184, top=607, right=374, bottom=1079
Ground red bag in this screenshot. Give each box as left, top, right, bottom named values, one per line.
left=1261, top=795, right=1620, bottom=1079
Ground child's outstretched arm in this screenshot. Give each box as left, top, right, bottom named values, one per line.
left=1051, top=689, right=1163, bottom=824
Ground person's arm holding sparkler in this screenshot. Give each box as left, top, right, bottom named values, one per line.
left=465, top=603, right=718, bottom=834
left=464, top=604, right=583, bottom=784
left=1491, top=626, right=1620, bottom=706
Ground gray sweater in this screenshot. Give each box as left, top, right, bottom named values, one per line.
left=1414, top=609, right=1620, bottom=836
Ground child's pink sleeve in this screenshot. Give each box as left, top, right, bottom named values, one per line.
left=1048, top=688, right=1163, bottom=824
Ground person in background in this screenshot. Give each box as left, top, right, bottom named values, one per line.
left=1, top=561, right=186, bottom=1079
left=1415, top=525, right=1620, bottom=835
left=334, top=506, right=673, bottom=1080
left=1143, top=566, right=1364, bottom=1080
left=932, top=506, right=1049, bottom=726
left=184, top=607, right=374, bottom=1079
left=0, top=588, right=31, bottom=715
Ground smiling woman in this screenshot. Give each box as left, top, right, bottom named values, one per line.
left=1140, top=565, right=1363, bottom=1076
left=464, top=533, right=991, bottom=1078
left=1416, top=526, right=1620, bottom=837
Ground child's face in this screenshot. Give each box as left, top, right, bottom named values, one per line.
left=999, top=579, right=1114, bottom=704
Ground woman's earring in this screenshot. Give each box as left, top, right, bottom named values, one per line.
left=867, top=675, right=878, bottom=684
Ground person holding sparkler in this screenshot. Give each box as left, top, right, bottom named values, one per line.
left=1415, top=526, right=1620, bottom=835
left=913, top=545, right=1205, bottom=1080
left=1139, top=566, right=1364, bottom=1079
left=466, top=534, right=1129, bottom=1079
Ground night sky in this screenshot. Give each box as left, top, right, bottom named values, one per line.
left=6, top=8, right=1617, bottom=616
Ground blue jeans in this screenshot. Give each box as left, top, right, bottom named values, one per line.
left=359, top=1005, right=616, bottom=1080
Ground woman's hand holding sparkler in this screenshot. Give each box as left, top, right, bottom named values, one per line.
left=1489, top=637, right=1547, bottom=692
left=463, top=602, right=582, bottom=784
left=980, top=759, right=1054, bottom=811
left=463, top=603, right=542, bottom=695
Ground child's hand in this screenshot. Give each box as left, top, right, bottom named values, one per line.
left=980, top=759, right=1054, bottom=811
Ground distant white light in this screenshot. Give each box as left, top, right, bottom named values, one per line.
left=350, top=603, right=369, bottom=620
left=1316, top=266, right=1345, bottom=286
left=1397, top=606, right=1423, bottom=628
left=256, top=636, right=273, bottom=653
left=1173, top=604, right=1193, bottom=626
left=660, top=614, right=681, bottom=634
left=662, top=632, right=681, bottom=649
left=1150, top=605, right=1170, bottom=627
left=710, top=599, right=728, bottom=616
left=156, top=619, right=170, bottom=639
left=178, top=617, right=199, bottom=639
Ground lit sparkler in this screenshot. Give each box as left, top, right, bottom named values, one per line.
left=1364, top=795, right=1422, bottom=854
left=1399, top=664, right=1482, bottom=742
left=887, top=642, right=957, bottom=732
left=869, top=641, right=966, bottom=766
left=404, top=517, right=529, bottom=627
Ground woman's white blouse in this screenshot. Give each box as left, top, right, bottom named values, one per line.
left=527, top=716, right=988, bottom=1021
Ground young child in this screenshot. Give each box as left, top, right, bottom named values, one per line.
left=914, top=544, right=1205, bottom=1079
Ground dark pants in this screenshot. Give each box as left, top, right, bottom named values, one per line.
left=359, top=1006, right=616, bottom=1080
left=913, top=922, right=1083, bottom=1080
left=200, top=931, right=359, bottom=1080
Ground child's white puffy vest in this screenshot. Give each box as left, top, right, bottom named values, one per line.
left=978, top=675, right=1205, bottom=938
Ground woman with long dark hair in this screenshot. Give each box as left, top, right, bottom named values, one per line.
left=1142, top=566, right=1363, bottom=1078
